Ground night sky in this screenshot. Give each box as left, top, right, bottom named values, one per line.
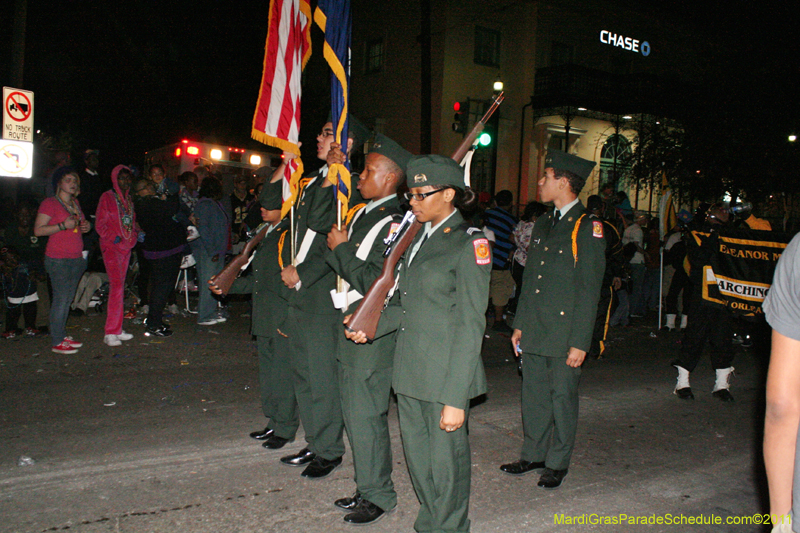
left=1, top=0, right=798, bottom=178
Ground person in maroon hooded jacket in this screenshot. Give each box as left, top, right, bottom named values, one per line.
left=95, top=165, right=138, bottom=346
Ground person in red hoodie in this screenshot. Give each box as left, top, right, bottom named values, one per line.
left=96, top=165, right=138, bottom=346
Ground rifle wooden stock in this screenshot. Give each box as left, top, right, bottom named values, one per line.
left=344, top=92, right=505, bottom=342
left=345, top=92, right=504, bottom=342
left=208, top=223, right=270, bottom=296
left=451, top=92, right=504, bottom=162
left=345, top=219, right=421, bottom=342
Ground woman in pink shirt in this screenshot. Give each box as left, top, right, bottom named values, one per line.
left=34, top=168, right=92, bottom=354
left=96, top=165, right=138, bottom=346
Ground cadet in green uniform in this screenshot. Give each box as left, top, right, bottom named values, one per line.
left=212, top=180, right=299, bottom=449
left=278, top=120, right=368, bottom=478
left=500, top=150, right=606, bottom=489
left=325, top=134, right=411, bottom=525
left=347, top=155, right=491, bottom=533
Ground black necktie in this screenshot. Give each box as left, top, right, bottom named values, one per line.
left=553, top=210, right=561, bottom=227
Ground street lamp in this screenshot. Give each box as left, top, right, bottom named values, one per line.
left=789, top=134, right=797, bottom=142
left=493, top=76, right=503, bottom=93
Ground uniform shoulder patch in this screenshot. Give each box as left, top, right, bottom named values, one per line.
left=592, top=220, right=604, bottom=238
left=387, top=222, right=401, bottom=238
left=473, top=238, right=491, bottom=265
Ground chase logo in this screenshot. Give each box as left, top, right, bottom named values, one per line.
left=600, top=30, right=651, bottom=57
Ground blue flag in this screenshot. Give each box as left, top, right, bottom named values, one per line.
left=314, top=0, right=352, bottom=215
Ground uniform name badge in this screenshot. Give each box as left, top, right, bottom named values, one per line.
left=473, top=238, right=491, bottom=265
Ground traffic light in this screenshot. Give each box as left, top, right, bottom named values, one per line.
left=478, top=106, right=498, bottom=148
left=452, top=100, right=470, bottom=134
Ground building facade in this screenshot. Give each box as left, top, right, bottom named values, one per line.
left=349, top=0, right=707, bottom=213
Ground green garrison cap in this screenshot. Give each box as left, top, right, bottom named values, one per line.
left=545, top=149, right=596, bottom=180
left=370, top=133, right=413, bottom=173
left=260, top=179, right=283, bottom=211
left=406, top=154, right=465, bottom=190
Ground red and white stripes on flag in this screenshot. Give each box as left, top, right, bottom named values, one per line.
left=251, top=0, right=312, bottom=217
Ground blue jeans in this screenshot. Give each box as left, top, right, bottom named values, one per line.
left=194, top=249, right=223, bottom=323
left=45, top=256, right=87, bottom=346
left=628, top=263, right=647, bottom=316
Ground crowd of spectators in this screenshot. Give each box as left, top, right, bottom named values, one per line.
left=0, top=151, right=262, bottom=351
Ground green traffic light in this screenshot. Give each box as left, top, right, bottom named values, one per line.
left=478, top=132, right=492, bottom=146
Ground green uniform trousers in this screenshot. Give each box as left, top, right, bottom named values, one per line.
left=397, top=394, right=471, bottom=533
left=258, top=334, right=299, bottom=439
left=520, top=353, right=581, bottom=470
left=284, top=307, right=345, bottom=460
left=339, top=362, right=396, bottom=511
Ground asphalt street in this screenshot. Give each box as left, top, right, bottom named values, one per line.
left=0, top=301, right=772, bottom=533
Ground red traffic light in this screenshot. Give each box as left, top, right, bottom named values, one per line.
left=454, top=101, right=462, bottom=112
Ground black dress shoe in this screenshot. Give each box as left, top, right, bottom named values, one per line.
left=250, top=427, right=274, bottom=440
left=334, top=491, right=362, bottom=511
left=262, top=435, right=290, bottom=449
left=301, top=456, right=342, bottom=478
left=500, top=460, right=546, bottom=476
left=280, top=447, right=316, bottom=467
left=674, top=387, right=694, bottom=400
left=712, top=389, right=734, bottom=402
left=343, top=500, right=390, bottom=525
left=537, top=468, right=568, bottom=489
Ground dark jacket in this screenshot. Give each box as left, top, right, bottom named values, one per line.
left=135, top=195, right=186, bottom=253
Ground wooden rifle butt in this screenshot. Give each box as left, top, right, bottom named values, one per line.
left=344, top=275, right=397, bottom=343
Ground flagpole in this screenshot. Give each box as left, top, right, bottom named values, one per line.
left=658, top=246, right=664, bottom=330
left=291, top=205, right=296, bottom=263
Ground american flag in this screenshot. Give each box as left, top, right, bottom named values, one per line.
left=314, top=0, right=352, bottom=217
left=251, top=0, right=312, bottom=218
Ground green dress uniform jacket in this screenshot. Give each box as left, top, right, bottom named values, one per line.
left=287, top=171, right=339, bottom=315
left=377, top=209, right=491, bottom=410
left=228, top=218, right=290, bottom=337
left=326, top=196, right=404, bottom=369
left=513, top=203, right=606, bottom=356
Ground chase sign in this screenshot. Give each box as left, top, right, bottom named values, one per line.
left=599, top=30, right=651, bottom=57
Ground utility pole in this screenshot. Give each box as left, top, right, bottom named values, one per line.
left=11, top=0, right=28, bottom=87
left=419, top=0, right=432, bottom=153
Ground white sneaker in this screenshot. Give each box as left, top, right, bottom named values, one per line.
left=198, top=318, right=222, bottom=326
left=117, top=331, right=134, bottom=341
left=104, top=334, right=122, bottom=347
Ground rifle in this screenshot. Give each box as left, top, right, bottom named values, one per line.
left=208, top=222, right=271, bottom=296
left=346, top=92, right=505, bottom=341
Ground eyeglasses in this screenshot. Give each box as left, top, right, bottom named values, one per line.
left=404, top=189, right=446, bottom=202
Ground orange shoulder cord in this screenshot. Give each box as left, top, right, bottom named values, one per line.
left=571, top=214, right=587, bottom=266
left=345, top=203, right=367, bottom=226
left=277, top=230, right=289, bottom=269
